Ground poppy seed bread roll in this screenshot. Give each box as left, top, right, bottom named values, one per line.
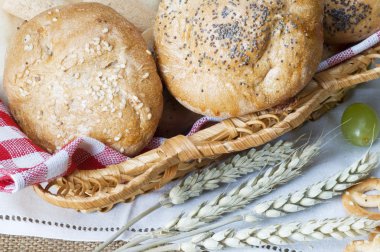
left=4, top=3, right=163, bottom=155
left=154, top=0, right=324, bottom=118
left=324, top=0, right=380, bottom=44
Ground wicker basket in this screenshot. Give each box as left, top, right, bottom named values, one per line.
left=34, top=45, right=380, bottom=212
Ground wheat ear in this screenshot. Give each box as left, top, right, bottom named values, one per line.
left=161, top=140, right=296, bottom=206
left=253, top=151, right=380, bottom=218
left=123, top=152, right=379, bottom=250
left=97, top=140, right=296, bottom=251
left=164, top=142, right=320, bottom=232
left=145, top=217, right=380, bottom=252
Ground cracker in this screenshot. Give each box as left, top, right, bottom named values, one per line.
left=345, top=236, right=380, bottom=252
left=83, top=0, right=156, bottom=32
left=2, top=0, right=67, bottom=20
left=342, top=178, right=380, bottom=220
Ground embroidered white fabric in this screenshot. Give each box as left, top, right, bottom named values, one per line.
left=1, top=4, right=380, bottom=252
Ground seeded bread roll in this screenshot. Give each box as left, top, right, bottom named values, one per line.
left=4, top=3, right=163, bottom=155
left=324, top=0, right=380, bottom=44
left=154, top=0, right=324, bottom=118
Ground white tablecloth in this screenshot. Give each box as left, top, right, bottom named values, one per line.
left=1, top=7, right=380, bottom=252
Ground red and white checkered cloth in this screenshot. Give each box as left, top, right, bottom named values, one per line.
left=0, top=31, right=379, bottom=193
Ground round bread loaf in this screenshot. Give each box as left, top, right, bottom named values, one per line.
left=154, top=0, right=324, bottom=118
left=324, top=0, right=380, bottom=44
left=4, top=3, right=163, bottom=155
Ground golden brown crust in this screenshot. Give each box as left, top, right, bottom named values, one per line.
left=345, top=236, right=380, bottom=252
left=342, top=178, right=380, bottom=220
left=324, top=0, right=380, bottom=44
left=4, top=3, right=163, bottom=155
left=154, top=0, right=324, bottom=118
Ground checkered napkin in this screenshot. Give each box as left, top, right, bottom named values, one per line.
left=0, top=101, right=218, bottom=193
left=0, top=31, right=379, bottom=193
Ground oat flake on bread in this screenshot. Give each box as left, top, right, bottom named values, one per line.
left=154, top=0, right=324, bottom=118
left=3, top=3, right=163, bottom=155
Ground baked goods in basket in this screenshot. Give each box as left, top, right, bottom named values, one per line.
left=324, top=0, right=380, bottom=44
left=154, top=0, right=324, bottom=117
left=3, top=3, right=163, bottom=155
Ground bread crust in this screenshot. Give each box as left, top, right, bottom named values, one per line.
left=154, top=0, right=324, bottom=118
left=4, top=3, right=163, bottom=155
left=324, top=0, right=380, bottom=44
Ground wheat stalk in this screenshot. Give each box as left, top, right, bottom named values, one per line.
left=161, top=140, right=296, bottom=206
left=130, top=217, right=380, bottom=252
left=121, top=149, right=378, bottom=252
left=116, top=142, right=319, bottom=251
left=164, top=142, right=320, bottom=232
left=96, top=140, right=297, bottom=251
left=176, top=217, right=380, bottom=251
left=253, top=151, right=380, bottom=218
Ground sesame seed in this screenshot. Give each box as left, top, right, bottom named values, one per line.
left=147, top=113, right=152, bottom=120
left=93, top=37, right=101, bottom=45
left=48, top=11, right=52, bottom=15
left=136, top=103, right=144, bottom=110
left=120, top=147, right=125, bottom=153
left=146, top=50, right=152, bottom=55
left=102, top=27, right=109, bottom=34
left=52, top=17, right=58, bottom=22
left=114, top=135, right=122, bottom=141
left=55, top=8, right=59, bottom=13
left=142, top=73, right=150, bottom=79
left=349, top=201, right=354, bottom=206
left=24, top=44, right=33, bottom=51
left=24, top=34, right=31, bottom=43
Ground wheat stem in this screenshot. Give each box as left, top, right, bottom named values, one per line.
left=94, top=203, right=161, bottom=252
left=119, top=215, right=244, bottom=252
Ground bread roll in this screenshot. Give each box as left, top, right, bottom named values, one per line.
left=324, top=0, right=380, bottom=44
left=154, top=0, right=324, bottom=118
left=4, top=3, right=163, bottom=155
